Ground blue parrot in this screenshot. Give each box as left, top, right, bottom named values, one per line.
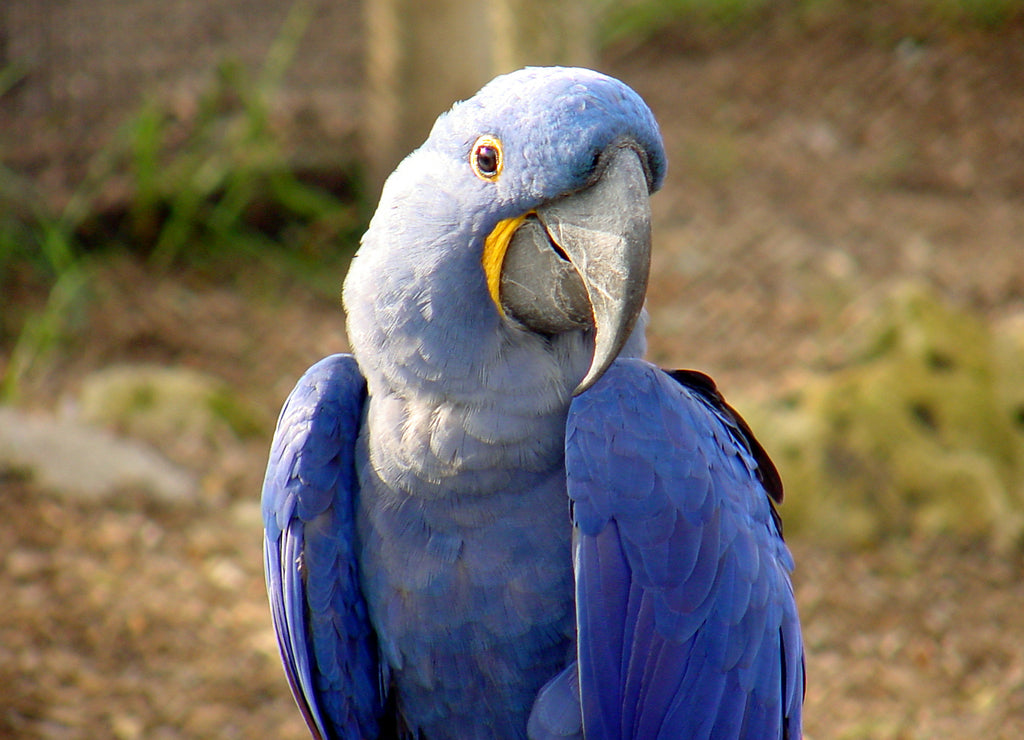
left=262, top=67, right=804, bottom=740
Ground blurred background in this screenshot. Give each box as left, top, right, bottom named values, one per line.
left=2, top=0, right=1024, bottom=737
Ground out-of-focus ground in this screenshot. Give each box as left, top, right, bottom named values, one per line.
left=3, top=6, right=1024, bottom=739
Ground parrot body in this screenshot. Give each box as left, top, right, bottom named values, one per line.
left=262, top=67, right=803, bottom=740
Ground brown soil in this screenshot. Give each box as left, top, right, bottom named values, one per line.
left=3, top=11, right=1024, bottom=739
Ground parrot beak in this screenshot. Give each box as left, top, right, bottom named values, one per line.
left=498, top=145, right=653, bottom=395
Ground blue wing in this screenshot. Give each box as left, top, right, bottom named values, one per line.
left=261, top=354, right=385, bottom=740
left=566, top=358, right=804, bottom=740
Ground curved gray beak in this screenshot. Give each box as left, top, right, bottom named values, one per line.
left=499, top=146, right=652, bottom=395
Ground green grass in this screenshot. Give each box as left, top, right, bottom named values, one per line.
left=596, top=0, right=1024, bottom=47
left=0, top=1, right=363, bottom=399
left=942, top=0, right=1024, bottom=27
left=598, top=0, right=773, bottom=46
left=118, top=0, right=361, bottom=277
left=0, top=153, right=94, bottom=400
left=120, top=58, right=360, bottom=277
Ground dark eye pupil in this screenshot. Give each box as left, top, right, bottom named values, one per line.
left=476, top=146, right=499, bottom=175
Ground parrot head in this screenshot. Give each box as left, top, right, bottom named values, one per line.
left=345, top=67, right=666, bottom=400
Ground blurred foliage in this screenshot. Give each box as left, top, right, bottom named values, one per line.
left=596, top=0, right=1024, bottom=46
left=597, top=0, right=773, bottom=45
left=0, top=1, right=361, bottom=400
left=944, top=0, right=1024, bottom=27
left=740, top=283, right=1024, bottom=549
left=119, top=58, right=360, bottom=277
left=0, top=160, right=94, bottom=400
left=102, top=0, right=361, bottom=278
left=78, top=365, right=268, bottom=444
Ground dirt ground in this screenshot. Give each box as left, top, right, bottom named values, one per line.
left=3, top=10, right=1024, bottom=740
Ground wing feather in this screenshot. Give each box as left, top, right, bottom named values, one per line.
left=567, top=358, right=804, bottom=740
left=261, top=354, right=385, bottom=740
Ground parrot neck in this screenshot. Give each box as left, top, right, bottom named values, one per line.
left=356, top=308, right=594, bottom=493
left=352, top=357, right=579, bottom=739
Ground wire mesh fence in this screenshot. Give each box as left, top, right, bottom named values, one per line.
left=0, top=0, right=363, bottom=200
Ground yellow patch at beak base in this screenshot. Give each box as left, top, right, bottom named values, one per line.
left=482, top=213, right=531, bottom=314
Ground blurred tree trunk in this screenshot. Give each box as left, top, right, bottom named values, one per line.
left=363, top=0, right=595, bottom=196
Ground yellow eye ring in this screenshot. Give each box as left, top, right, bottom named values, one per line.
left=470, top=135, right=503, bottom=181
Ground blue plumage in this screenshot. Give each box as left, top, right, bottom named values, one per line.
left=262, top=355, right=383, bottom=739
left=567, top=360, right=802, bottom=739
left=262, top=67, right=803, bottom=739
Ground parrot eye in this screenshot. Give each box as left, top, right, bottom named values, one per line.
left=471, top=136, right=503, bottom=181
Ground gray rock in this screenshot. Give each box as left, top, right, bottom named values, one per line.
left=0, top=407, right=197, bottom=502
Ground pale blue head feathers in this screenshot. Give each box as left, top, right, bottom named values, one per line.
left=343, top=67, right=666, bottom=400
